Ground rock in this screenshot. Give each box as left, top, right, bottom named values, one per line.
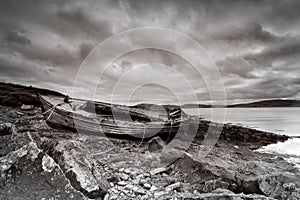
left=212, top=188, right=235, bottom=194
left=41, top=154, right=56, bottom=173
left=160, top=147, right=185, bottom=163
left=124, top=168, right=131, bottom=174
left=235, top=173, right=261, bottom=194
left=190, top=192, right=272, bottom=200
left=15, top=111, right=25, bottom=116
left=124, top=167, right=142, bottom=176
left=281, top=183, right=300, bottom=199
left=204, top=180, right=230, bottom=193
left=150, top=185, right=159, bottom=191
left=0, top=142, right=39, bottom=172
left=149, top=167, right=168, bottom=176
left=132, top=186, right=147, bottom=195
left=117, top=181, right=128, bottom=186
left=104, top=193, right=110, bottom=200
left=154, top=191, right=165, bottom=197
left=159, top=139, right=192, bottom=163
left=8, top=111, right=19, bottom=119
left=132, top=174, right=143, bottom=184
left=243, top=133, right=250, bottom=140
left=258, top=172, right=300, bottom=199
left=166, top=176, right=177, bottom=184
left=0, top=123, right=16, bottom=136
left=119, top=173, right=130, bottom=180
left=168, top=139, right=190, bottom=151
left=148, top=136, right=165, bottom=152
left=235, top=162, right=266, bottom=194
left=20, top=104, right=34, bottom=111
left=143, top=183, right=151, bottom=189
left=0, top=145, right=85, bottom=199
left=165, top=182, right=181, bottom=192
left=176, top=154, right=235, bottom=184
left=41, top=139, right=110, bottom=199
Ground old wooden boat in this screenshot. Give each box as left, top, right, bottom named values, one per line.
left=38, top=94, right=191, bottom=140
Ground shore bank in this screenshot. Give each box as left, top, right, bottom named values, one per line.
left=0, top=104, right=299, bottom=199
left=0, top=82, right=299, bottom=199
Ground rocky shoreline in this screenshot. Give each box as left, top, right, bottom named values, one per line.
left=0, top=83, right=299, bottom=199
left=0, top=103, right=299, bottom=199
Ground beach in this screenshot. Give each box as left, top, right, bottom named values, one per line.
left=0, top=83, right=299, bottom=199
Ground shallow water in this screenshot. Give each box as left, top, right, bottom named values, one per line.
left=183, top=107, right=300, bottom=166
left=256, top=138, right=300, bottom=168
left=183, top=107, right=300, bottom=136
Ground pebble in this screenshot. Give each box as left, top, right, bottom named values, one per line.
left=124, top=168, right=131, bottom=174
left=143, top=183, right=151, bottom=189
left=117, top=181, right=127, bottom=186
left=154, top=191, right=165, bottom=196
left=132, top=186, right=146, bottom=195
left=150, top=185, right=159, bottom=191
left=150, top=167, right=167, bottom=176
left=20, top=104, right=34, bottom=110
left=132, top=177, right=140, bottom=185
left=139, top=178, right=147, bottom=184
left=165, top=182, right=181, bottom=192
left=119, top=173, right=130, bottom=180
left=124, top=167, right=142, bottom=176
left=104, top=193, right=109, bottom=200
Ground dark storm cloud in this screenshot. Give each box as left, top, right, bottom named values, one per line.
left=57, top=8, right=113, bottom=41
left=79, top=42, right=95, bottom=60
left=244, top=39, right=300, bottom=65
left=3, top=30, right=31, bottom=46
left=216, top=56, right=258, bottom=79
left=0, top=0, right=299, bottom=102
left=212, top=23, right=282, bottom=44
left=217, top=34, right=300, bottom=100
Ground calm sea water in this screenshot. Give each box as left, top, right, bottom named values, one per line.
left=184, top=107, right=300, bottom=165
left=183, top=107, right=300, bottom=136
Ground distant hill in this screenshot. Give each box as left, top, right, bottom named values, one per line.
left=182, top=99, right=300, bottom=108
left=0, top=82, right=185, bottom=111
left=228, top=99, right=300, bottom=107
left=0, top=82, right=65, bottom=107
left=181, top=104, right=212, bottom=108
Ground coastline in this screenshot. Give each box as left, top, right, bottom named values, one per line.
left=1, top=105, right=299, bottom=199
left=0, top=83, right=299, bottom=199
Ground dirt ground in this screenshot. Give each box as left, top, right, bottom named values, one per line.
left=0, top=105, right=299, bottom=200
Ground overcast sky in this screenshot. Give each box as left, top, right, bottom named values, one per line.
left=0, top=0, right=300, bottom=104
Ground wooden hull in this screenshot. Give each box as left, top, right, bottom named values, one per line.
left=38, top=94, right=190, bottom=140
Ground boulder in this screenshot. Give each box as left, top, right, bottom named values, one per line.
left=204, top=180, right=231, bottom=193
left=0, top=123, right=15, bottom=136
left=160, top=147, right=184, bottom=163
left=176, top=154, right=235, bottom=185
left=41, top=139, right=110, bottom=199
left=0, top=131, right=85, bottom=200
left=235, top=162, right=266, bottom=194
left=148, top=136, right=165, bottom=152
left=165, top=182, right=181, bottom=192
left=258, top=172, right=300, bottom=199
left=160, top=139, right=191, bottom=163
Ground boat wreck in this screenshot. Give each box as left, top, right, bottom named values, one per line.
left=38, top=94, right=190, bottom=140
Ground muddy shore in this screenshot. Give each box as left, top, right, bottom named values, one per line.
left=0, top=83, right=300, bottom=199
